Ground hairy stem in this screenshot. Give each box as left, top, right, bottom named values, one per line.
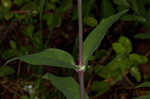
left=77, top=0, right=85, bottom=99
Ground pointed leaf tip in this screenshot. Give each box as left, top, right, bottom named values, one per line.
left=5, top=48, right=76, bottom=69
left=83, top=9, right=128, bottom=65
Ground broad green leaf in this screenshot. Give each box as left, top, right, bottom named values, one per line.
left=0, top=66, right=15, bottom=77
left=83, top=10, right=128, bottom=65
left=132, top=95, right=150, bottom=99
left=5, top=48, right=75, bottom=69
left=136, top=82, right=150, bottom=88
left=43, top=73, right=89, bottom=99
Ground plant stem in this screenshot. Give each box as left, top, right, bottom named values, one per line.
left=78, top=71, right=85, bottom=99
left=77, top=0, right=83, bottom=66
left=77, top=0, right=85, bottom=99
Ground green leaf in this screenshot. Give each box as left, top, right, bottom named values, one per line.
left=46, top=3, right=56, bottom=10
left=112, top=36, right=132, bottom=55
left=129, top=0, right=138, bottom=14
left=73, top=0, right=95, bottom=20
left=40, top=0, right=46, bottom=21
left=89, top=49, right=108, bottom=61
left=10, top=40, right=17, bottom=49
left=83, top=10, right=128, bottom=65
left=43, top=13, right=54, bottom=28
left=24, top=24, right=34, bottom=38
left=0, top=66, right=15, bottom=77
left=31, top=31, right=44, bottom=50
left=136, top=82, right=150, bottom=88
left=100, top=0, right=115, bottom=18
left=121, top=15, right=146, bottom=22
left=132, top=95, right=150, bottom=99
left=43, top=73, right=89, bottom=99
left=134, top=33, right=150, bottom=39
left=97, top=50, right=130, bottom=85
left=2, top=49, right=17, bottom=59
left=146, top=0, right=150, bottom=4
left=129, top=54, right=148, bottom=64
left=21, top=1, right=38, bottom=10
left=112, top=42, right=126, bottom=54
left=130, top=0, right=146, bottom=16
left=98, top=57, right=128, bottom=79
left=58, top=0, right=72, bottom=12
left=113, top=0, right=129, bottom=7
left=1, top=0, right=12, bottom=8
left=4, top=12, right=13, bottom=20
left=5, top=48, right=75, bottom=69
left=118, top=36, right=132, bottom=54
left=84, top=16, right=98, bottom=27
left=51, top=0, right=59, bottom=3
left=14, top=0, right=23, bottom=6
left=130, top=67, right=141, bottom=82
left=91, top=81, right=110, bottom=96
left=45, top=0, right=72, bottom=30
left=83, top=0, right=95, bottom=16
left=21, top=96, right=28, bottom=99
left=53, top=0, right=72, bottom=28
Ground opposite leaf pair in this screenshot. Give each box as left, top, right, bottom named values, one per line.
left=4, top=10, right=128, bottom=99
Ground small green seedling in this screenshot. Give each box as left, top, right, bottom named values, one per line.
left=97, top=36, right=147, bottom=82
left=90, top=36, right=148, bottom=96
